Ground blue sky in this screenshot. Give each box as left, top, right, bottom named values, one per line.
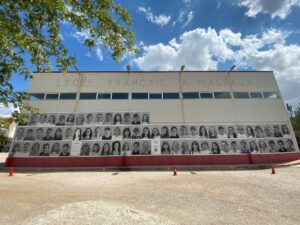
left=2, top=0, right=300, bottom=116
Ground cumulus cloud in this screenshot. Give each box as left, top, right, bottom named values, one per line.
left=134, top=27, right=235, bottom=70
left=133, top=27, right=300, bottom=104
left=237, top=0, right=300, bottom=19
left=138, top=7, right=171, bottom=26
left=72, top=30, right=103, bottom=61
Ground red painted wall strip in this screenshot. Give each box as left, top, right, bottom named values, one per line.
left=5, top=153, right=300, bottom=168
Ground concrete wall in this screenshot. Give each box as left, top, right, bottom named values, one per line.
left=28, top=71, right=288, bottom=124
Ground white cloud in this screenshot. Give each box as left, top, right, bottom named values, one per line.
left=138, top=7, right=171, bottom=26
left=72, top=30, right=91, bottom=42
left=237, top=0, right=300, bottom=19
left=183, top=0, right=191, bottom=4
left=72, top=30, right=103, bottom=61
left=217, top=0, right=222, bottom=9
left=95, top=47, right=103, bottom=61
left=133, top=27, right=300, bottom=104
left=173, top=10, right=194, bottom=27
left=134, top=28, right=234, bottom=70
left=0, top=103, right=15, bottom=118
left=85, top=52, right=91, bottom=57
left=183, top=11, right=194, bottom=27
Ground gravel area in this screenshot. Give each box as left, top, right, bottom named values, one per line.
left=19, top=201, right=176, bottom=225
left=0, top=155, right=300, bottom=225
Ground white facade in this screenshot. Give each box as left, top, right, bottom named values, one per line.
left=28, top=71, right=288, bottom=124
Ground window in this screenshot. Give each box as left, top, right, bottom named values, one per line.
left=112, top=93, right=128, bottom=99
left=233, top=92, right=250, bottom=99
left=98, top=93, right=111, bottom=99
left=200, top=92, right=213, bottom=99
left=214, top=92, right=231, bottom=99
left=79, top=93, right=97, bottom=100
left=132, top=92, right=148, bottom=99
left=45, top=93, right=59, bottom=100
left=263, top=92, right=280, bottom=99
left=250, top=92, right=263, bottom=98
left=183, top=92, right=199, bottom=99
left=59, top=93, right=77, bottom=100
left=163, top=93, right=180, bottom=99
left=149, top=93, right=162, bottom=99
left=29, top=93, right=45, bottom=101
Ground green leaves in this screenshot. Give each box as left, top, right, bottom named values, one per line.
left=0, top=0, right=138, bottom=122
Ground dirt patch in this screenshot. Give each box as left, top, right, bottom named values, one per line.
left=19, top=200, right=176, bottom=225
left=0, top=166, right=300, bottom=225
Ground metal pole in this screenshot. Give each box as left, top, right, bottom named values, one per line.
left=73, top=67, right=83, bottom=113
left=179, top=65, right=185, bottom=123
left=228, top=65, right=238, bottom=123
left=127, top=65, right=131, bottom=111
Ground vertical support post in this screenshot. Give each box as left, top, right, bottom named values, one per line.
left=179, top=65, right=185, bottom=123
left=127, top=65, right=131, bottom=111
left=228, top=65, right=238, bottom=123
left=73, top=67, right=83, bottom=113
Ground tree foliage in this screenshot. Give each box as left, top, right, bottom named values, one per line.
left=0, top=117, right=12, bottom=147
left=287, top=103, right=300, bottom=144
left=0, top=0, right=138, bottom=121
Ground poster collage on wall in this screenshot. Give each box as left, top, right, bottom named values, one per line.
left=9, top=112, right=298, bottom=157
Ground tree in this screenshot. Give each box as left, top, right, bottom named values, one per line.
left=287, top=103, right=300, bottom=144
left=0, top=117, right=12, bottom=147
left=0, top=0, right=138, bottom=121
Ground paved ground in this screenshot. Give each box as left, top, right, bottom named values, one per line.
left=0, top=153, right=300, bottom=225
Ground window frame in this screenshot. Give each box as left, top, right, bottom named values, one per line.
left=250, top=92, right=263, bottom=99
left=59, top=93, right=77, bottom=100
left=97, top=93, right=111, bottom=100
left=149, top=93, right=162, bottom=99
left=263, top=92, right=280, bottom=99
left=45, top=93, right=59, bottom=100
left=233, top=92, right=250, bottom=99
left=200, top=92, right=214, bottom=99
left=111, top=93, right=129, bottom=100
left=29, top=93, right=45, bottom=101
left=79, top=92, right=97, bottom=100
left=182, top=92, right=200, bottom=99
left=163, top=92, right=180, bottom=99
left=213, top=92, right=231, bottom=99
left=132, top=92, right=149, bottom=100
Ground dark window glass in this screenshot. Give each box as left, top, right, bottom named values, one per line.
left=132, top=93, right=148, bottom=99
left=79, top=93, right=97, bottom=100
left=163, top=93, right=180, bottom=99
left=233, top=92, right=250, bottom=99
left=29, top=93, right=45, bottom=101
left=214, top=92, right=231, bottom=99
left=263, top=92, right=280, bottom=99
left=59, top=93, right=77, bottom=100
left=112, top=93, right=128, bottom=99
left=250, top=92, right=263, bottom=98
left=183, top=92, right=199, bottom=99
left=149, top=93, right=162, bottom=99
left=45, top=93, right=59, bottom=100
left=200, top=92, right=213, bottom=99
left=98, top=93, right=111, bottom=99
